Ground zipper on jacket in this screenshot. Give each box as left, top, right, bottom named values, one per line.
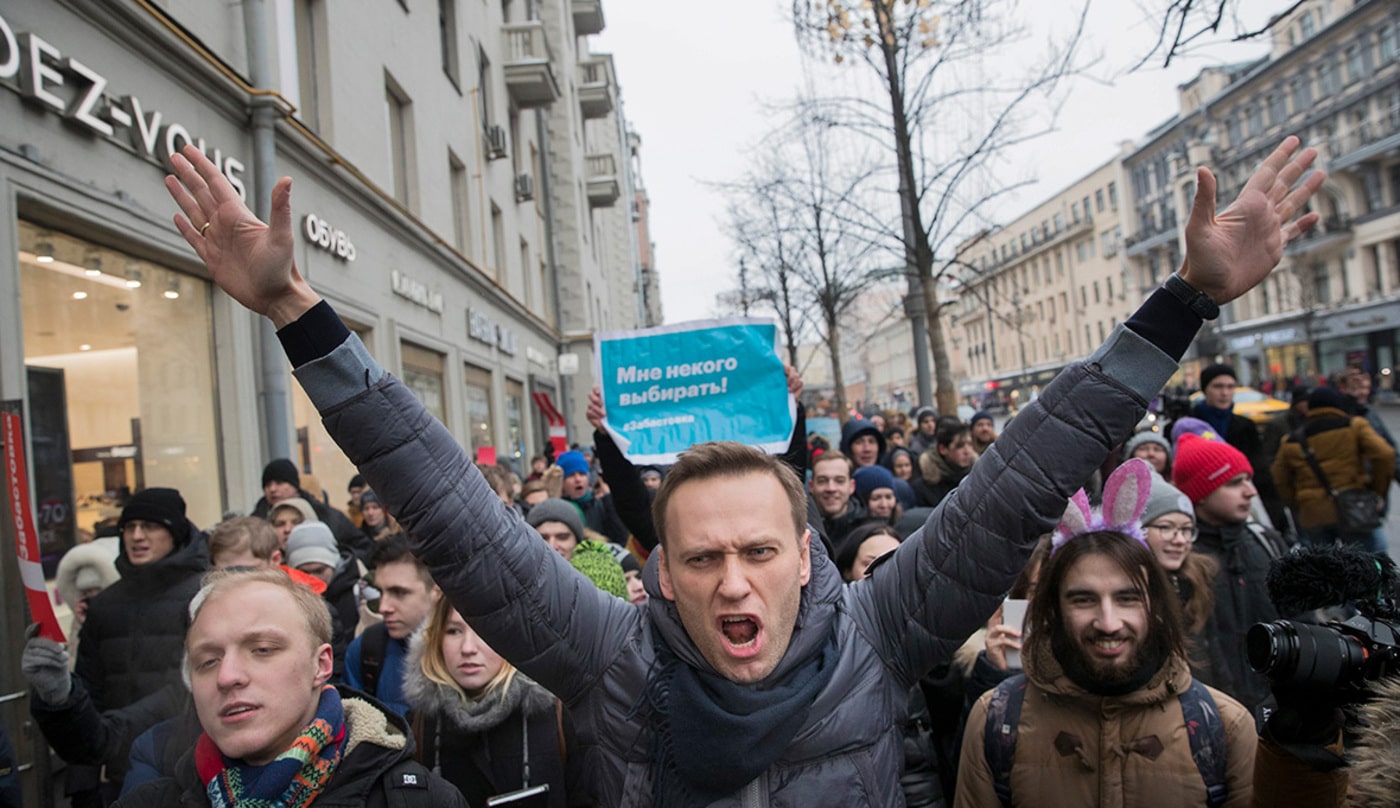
left=740, top=774, right=769, bottom=808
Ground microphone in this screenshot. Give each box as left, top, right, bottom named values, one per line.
left=1266, top=544, right=1398, bottom=618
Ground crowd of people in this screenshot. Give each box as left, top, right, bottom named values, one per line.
left=5, top=135, right=1396, bottom=808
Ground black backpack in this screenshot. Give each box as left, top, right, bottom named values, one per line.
left=358, top=622, right=391, bottom=698
left=983, top=674, right=1228, bottom=807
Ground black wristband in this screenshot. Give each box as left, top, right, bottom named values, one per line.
left=1164, top=274, right=1221, bottom=320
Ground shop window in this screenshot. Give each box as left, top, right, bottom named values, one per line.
left=505, top=378, right=526, bottom=469
left=464, top=363, right=494, bottom=460
left=401, top=342, right=447, bottom=424
left=18, top=221, right=222, bottom=547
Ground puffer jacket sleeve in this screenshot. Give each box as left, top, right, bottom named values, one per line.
left=852, top=324, right=1179, bottom=686
left=293, top=332, right=644, bottom=704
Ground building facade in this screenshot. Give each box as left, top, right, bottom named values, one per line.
left=951, top=150, right=1135, bottom=408
left=1123, top=0, right=1400, bottom=392
left=0, top=1, right=655, bottom=791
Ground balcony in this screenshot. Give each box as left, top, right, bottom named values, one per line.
left=573, top=0, right=605, bottom=35
left=502, top=22, right=559, bottom=108
left=586, top=153, right=620, bottom=207
left=577, top=57, right=615, bottom=119
left=1328, top=129, right=1400, bottom=173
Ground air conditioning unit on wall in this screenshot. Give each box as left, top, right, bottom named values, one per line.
left=515, top=173, right=534, bottom=202
left=485, top=125, right=508, bottom=160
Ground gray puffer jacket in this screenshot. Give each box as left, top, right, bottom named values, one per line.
left=294, top=323, right=1175, bottom=807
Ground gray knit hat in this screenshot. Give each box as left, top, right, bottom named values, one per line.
left=1140, top=474, right=1194, bottom=527
left=526, top=498, right=584, bottom=543
left=1123, top=431, right=1172, bottom=463
left=286, top=521, right=340, bottom=569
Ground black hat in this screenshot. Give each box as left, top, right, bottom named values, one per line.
left=1199, top=364, right=1237, bottom=390
left=360, top=489, right=381, bottom=508
left=119, top=488, right=191, bottom=546
left=1307, top=386, right=1351, bottom=413
left=348, top=474, right=367, bottom=491
left=262, top=458, right=300, bottom=489
left=970, top=411, right=994, bottom=427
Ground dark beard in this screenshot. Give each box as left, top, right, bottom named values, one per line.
left=1052, top=623, right=1171, bottom=697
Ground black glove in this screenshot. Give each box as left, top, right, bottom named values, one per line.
left=20, top=623, right=72, bottom=705
left=1263, top=684, right=1347, bottom=771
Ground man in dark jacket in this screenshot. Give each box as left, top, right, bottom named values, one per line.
left=556, top=449, right=630, bottom=545
left=908, top=406, right=939, bottom=454
left=1173, top=433, right=1288, bottom=728
left=840, top=419, right=886, bottom=468
left=25, top=488, right=208, bottom=802
left=1192, top=363, right=1290, bottom=534
left=252, top=458, right=374, bottom=564
left=808, top=451, right=868, bottom=553
left=113, top=568, right=464, bottom=808
left=163, top=133, right=1323, bottom=805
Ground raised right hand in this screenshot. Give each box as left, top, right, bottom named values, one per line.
left=164, top=145, right=321, bottom=327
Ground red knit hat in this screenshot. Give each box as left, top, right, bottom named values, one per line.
left=1171, top=433, right=1253, bottom=504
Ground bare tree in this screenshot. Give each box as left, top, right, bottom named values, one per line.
left=792, top=0, right=1090, bottom=414
left=718, top=111, right=885, bottom=422
left=1135, top=0, right=1301, bottom=68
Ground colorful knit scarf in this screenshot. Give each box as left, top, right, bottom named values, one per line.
left=196, top=685, right=346, bottom=808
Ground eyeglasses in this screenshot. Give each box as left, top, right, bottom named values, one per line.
left=1144, top=523, right=1198, bottom=542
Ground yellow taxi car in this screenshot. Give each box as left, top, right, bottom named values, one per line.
left=1188, top=386, right=1290, bottom=425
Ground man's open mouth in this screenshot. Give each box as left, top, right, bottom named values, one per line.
left=721, top=616, right=759, bottom=648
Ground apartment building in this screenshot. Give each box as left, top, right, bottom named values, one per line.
left=951, top=150, right=1135, bottom=408
left=1123, top=0, right=1400, bottom=389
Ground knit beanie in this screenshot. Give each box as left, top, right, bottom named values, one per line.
left=526, top=498, right=584, bottom=543
left=1307, top=386, right=1351, bottom=413
left=853, top=465, right=897, bottom=501
left=286, top=521, right=340, bottom=569
left=359, top=490, right=381, bottom=508
left=119, top=488, right=191, bottom=546
left=556, top=451, right=590, bottom=478
left=261, top=458, right=300, bottom=489
left=1199, top=363, right=1237, bottom=390
left=1170, top=416, right=1220, bottom=446
left=970, top=411, right=994, bottom=428
left=913, top=406, right=937, bottom=426
left=270, top=497, right=318, bottom=525
left=1123, top=431, right=1171, bottom=462
left=1141, top=475, right=1194, bottom=526
left=1172, top=434, right=1253, bottom=504
left=570, top=540, right=627, bottom=599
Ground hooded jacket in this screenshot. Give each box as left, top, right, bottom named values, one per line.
left=840, top=419, right=887, bottom=465
left=957, top=645, right=1255, bottom=808
left=403, top=632, right=577, bottom=807
left=283, top=294, right=1177, bottom=806
left=111, top=689, right=467, bottom=808
left=1271, top=406, right=1396, bottom=529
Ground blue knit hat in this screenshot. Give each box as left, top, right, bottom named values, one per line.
left=556, top=451, right=589, bottom=478
left=853, top=465, right=897, bottom=501
left=970, top=411, right=994, bottom=427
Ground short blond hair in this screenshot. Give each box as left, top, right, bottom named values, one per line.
left=209, top=517, right=280, bottom=563
left=183, top=568, right=332, bottom=687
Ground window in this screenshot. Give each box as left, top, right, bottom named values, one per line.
left=477, top=47, right=493, bottom=130
left=1381, top=22, right=1398, bottom=63
left=1108, top=181, right=1117, bottom=210
left=1106, top=277, right=1114, bottom=299
left=1071, top=201, right=1080, bottom=223
left=505, top=379, right=526, bottom=465
left=293, top=0, right=328, bottom=131
left=490, top=202, right=505, bottom=280
left=449, top=150, right=471, bottom=256
left=1148, top=252, right=1161, bottom=285
left=1080, top=285, right=1087, bottom=309
left=1093, top=281, right=1101, bottom=304
left=1318, top=60, right=1339, bottom=97
left=1101, top=230, right=1116, bottom=257
left=1226, top=116, right=1242, bottom=146
left=1346, top=44, right=1365, bottom=83
left=1055, top=251, right=1064, bottom=277
left=402, top=343, right=447, bottom=425
left=1300, top=11, right=1315, bottom=39
left=1083, top=196, right=1091, bottom=219
left=1312, top=263, right=1331, bottom=304
left=1292, top=76, right=1312, bottom=111
left=1053, top=212, right=1064, bottom=232
left=1247, top=105, right=1263, bottom=136
left=463, top=364, right=494, bottom=458
left=439, top=0, right=460, bottom=89
left=1095, top=189, right=1105, bottom=213
left=384, top=73, right=415, bottom=209
left=520, top=239, right=531, bottom=304
left=1268, top=92, right=1287, bottom=126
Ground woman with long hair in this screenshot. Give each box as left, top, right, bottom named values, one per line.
left=405, top=597, right=577, bottom=807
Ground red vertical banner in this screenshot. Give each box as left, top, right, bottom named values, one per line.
left=3, top=404, right=65, bottom=642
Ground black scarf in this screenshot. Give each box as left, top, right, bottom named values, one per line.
left=642, top=628, right=840, bottom=807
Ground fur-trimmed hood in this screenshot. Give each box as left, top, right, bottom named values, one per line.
left=918, top=446, right=975, bottom=487
left=55, top=537, right=122, bottom=611
left=402, top=627, right=556, bottom=733
left=1350, top=675, right=1400, bottom=806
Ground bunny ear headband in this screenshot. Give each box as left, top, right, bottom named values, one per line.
left=1051, top=458, right=1153, bottom=555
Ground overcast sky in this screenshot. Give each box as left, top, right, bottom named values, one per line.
left=596, top=1, right=1282, bottom=326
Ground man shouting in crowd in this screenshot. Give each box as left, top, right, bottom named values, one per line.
left=163, top=136, right=1321, bottom=805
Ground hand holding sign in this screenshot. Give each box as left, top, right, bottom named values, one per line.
left=3, top=405, right=65, bottom=643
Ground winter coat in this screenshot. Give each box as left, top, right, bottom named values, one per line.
left=253, top=490, right=374, bottom=565
left=1271, top=406, right=1396, bottom=529
left=288, top=307, right=1176, bottom=807
left=403, top=632, right=578, bottom=807
left=111, top=689, right=468, bottom=808
left=818, top=497, right=869, bottom=557
left=911, top=449, right=973, bottom=509
left=957, top=648, right=1255, bottom=808
left=51, top=529, right=206, bottom=784
left=565, top=491, right=631, bottom=546
left=55, top=537, right=121, bottom=630
left=1192, top=520, right=1286, bottom=726
left=322, top=553, right=363, bottom=681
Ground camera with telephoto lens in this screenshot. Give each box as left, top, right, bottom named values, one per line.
left=1248, top=613, right=1400, bottom=692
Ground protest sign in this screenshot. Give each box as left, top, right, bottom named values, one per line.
left=595, top=319, right=794, bottom=464
left=3, top=402, right=65, bottom=642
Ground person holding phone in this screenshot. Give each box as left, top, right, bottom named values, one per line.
left=405, top=597, right=577, bottom=808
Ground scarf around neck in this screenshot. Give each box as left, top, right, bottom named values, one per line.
left=196, top=685, right=346, bottom=808
left=1192, top=400, right=1233, bottom=439
left=642, top=627, right=840, bottom=808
